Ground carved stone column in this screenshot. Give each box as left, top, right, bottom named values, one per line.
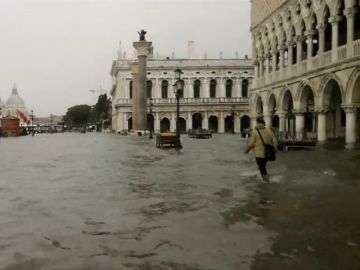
left=296, top=36, right=303, bottom=64
left=330, top=16, right=341, bottom=62
left=343, top=105, right=358, bottom=149
left=133, top=40, right=152, bottom=134
left=129, top=61, right=139, bottom=132
left=218, top=112, right=225, bottom=133
left=187, top=111, right=192, bottom=131
left=202, top=112, right=209, bottom=130
left=345, top=8, right=356, bottom=57
left=279, top=47, right=285, bottom=70
left=287, top=41, right=294, bottom=66
left=317, top=111, right=327, bottom=142
left=317, top=24, right=326, bottom=55
left=295, top=112, right=305, bottom=140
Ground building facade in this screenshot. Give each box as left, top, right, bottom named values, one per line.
left=110, top=57, right=254, bottom=134
left=1, top=86, right=30, bottom=125
left=251, top=0, right=360, bottom=148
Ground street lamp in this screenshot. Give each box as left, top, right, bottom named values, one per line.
left=30, top=109, right=35, bottom=136
left=173, top=68, right=184, bottom=150
left=149, top=98, right=153, bottom=139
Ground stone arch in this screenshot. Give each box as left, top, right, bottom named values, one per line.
left=346, top=67, right=360, bottom=104
left=254, top=95, right=264, bottom=115
left=192, top=113, right=202, bottom=130
left=279, top=87, right=294, bottom=112
left=298, top=84, right=316, bottom=113
left=295, top=80, right=315, bottom=104
left=267, top=93, right=277, bottom=114
left=318, top=73, right=345, bottom=108
left=208, top=115, right=218, bottom=133
left=160, top=117, right=170, bottom=132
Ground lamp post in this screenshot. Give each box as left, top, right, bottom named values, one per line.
left=173, top=68, right=184, bottom=150
left=149, top=97, right=153, bottom=139
left=30, top=109, right=35, bottom=136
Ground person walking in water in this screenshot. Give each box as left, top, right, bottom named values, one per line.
left=245, top=117, right=277, bottom=182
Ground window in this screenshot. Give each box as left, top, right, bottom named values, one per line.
left=226, top=79, right=233, bottom=98
left=242, top=79, right=248, bottom=97
left=194, top=80, right=201, bottom=98
left=210, top=79, right=217, bottom=98
left=147, top=80, right=152, bottom=98
left=161, top=80, right=168, bottom=99
left=129, top=81, right=133, bottom=99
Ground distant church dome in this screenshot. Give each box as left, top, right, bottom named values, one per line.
left=6, top=85, right=25, bottom=107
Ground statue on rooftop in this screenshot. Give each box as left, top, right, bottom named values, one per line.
left=138, top=29, right=147, bottom=41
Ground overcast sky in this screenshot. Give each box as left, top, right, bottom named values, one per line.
left=0, top=0, right=251, bottom=116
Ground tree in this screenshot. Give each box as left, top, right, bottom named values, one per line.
left=64, top=104, right=92, bottom=127
left=92, top=94, right=111, bottom=130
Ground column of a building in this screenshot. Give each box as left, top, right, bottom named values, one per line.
left=279, top=47, right=285, bottom=70
left=317, top=24, right=325, bottom=55
left=265, top=54, right=270, bottom=75
left=168, top=79, right=175, bottom=99
left=272, top=50, right=277, bottom=72
left=295, top=112, right=305, bottom=140
left=254, top=61, right=259, bottom=78
left=170, top=112, right=176, bottom=132
left=234, top=114, right=241, bottom=134
left=264, top=113, right=272, bottom=129
left=218, top=112, right=225, bottom=133
left=187, top=111, right=192, bottom=131
left=317, top=111, right=327, bottom=142
left=259, top=57, right=264, bottom=77
left=125, top=113, right=129, bottom=131
left=296, top=36, right=303, bottom=64
left=202, top=112, right=209, bottom=130
left=130, top=61, right=139, bottom=131
left=202, top=78, right=209, bottom=98
left=278, top=111, right=286, bottom=139
left=287, top=41, right=293, bottom=66
left=154, top=78, right=160, bottom=99
left=330, top=16, right=340, bottom=62
left=154, top=112, right=160, bottom=134
left=345, top=8, right=356, bottom=57
left=307, top=32, right=314, bottom=69
left=219, top=78, right=226, bottom=98
left=344, top=106, right=357, bottom=149
left=186, top=79, right=193, bottom=99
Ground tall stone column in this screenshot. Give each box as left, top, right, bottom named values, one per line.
left=202, top=78, right=209, bottom=98
left=345, top=8, right=356, bottom=57
left=287, top=42, right=293, bottom=66
left=307, top=33, right=313, bottom=59
left=330, top=16, right=340, bottom=62
left=218, top=112, right=225, bottom=133
left=295, top=113, right=305, bottom=140
left=219, top=78, right=226, bottom=98
left=133, top=40, right=152, bottom=134
left=279, top=48, right=285, bottom=70
left=154, top=79, right=160, bottom=99
left=296, top=36, right=303, bottom=64
left=130, top=61, right=139, bottom=131
left=317, top=112, right=327, bottom=142
left=264, top=113, right=272, bottom=129
left=154, top=112, right=160, bottom=133
left=234, top=114, right=241, bottom=134
left=317, top=24, right=325, bottom=55
left=187, top=112, right=192, bottom=131
left=254, top=61, right=259, bottom=78
left=343, top=106, right=357, bottom=149
left=185, top=79, right=191, bottom=98
left=170, top=112, right=176, bottom=132
left=272, top=51, right=277, bottom=72
left=202, top=112, right=209, bottom=130
left=259, top=58, right=264, bottom=77
left=265, top=54, right=270, bottom=75
left=278, top=111, right=286, bottom=139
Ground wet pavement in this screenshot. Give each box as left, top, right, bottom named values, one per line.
left=0, top=133, right=359, bottom=270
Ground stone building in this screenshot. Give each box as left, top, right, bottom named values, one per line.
left=251, top=0, right=360, bottom=148
left=110, top=55, right=253, bottom=134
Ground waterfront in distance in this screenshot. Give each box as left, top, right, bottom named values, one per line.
left=0, top=133, right=359, bottom=270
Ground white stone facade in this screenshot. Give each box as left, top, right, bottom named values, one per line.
left=110, top=58, right=254, bottom=134
left=251, top=0, right=360, bottom=148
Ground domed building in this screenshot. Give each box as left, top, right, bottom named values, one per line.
left=2, top=85, right=30, bottom=125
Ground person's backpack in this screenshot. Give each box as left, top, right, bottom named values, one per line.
left=256, top=129, right=276, bottom=161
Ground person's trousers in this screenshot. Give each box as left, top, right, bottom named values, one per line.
left=256, top=157, right=268, bottom=176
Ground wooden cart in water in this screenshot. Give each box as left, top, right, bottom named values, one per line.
left=156, top=132, right=177, bottom=148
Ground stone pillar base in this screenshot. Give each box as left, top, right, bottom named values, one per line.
left=345, top=143, right=356, bottom=150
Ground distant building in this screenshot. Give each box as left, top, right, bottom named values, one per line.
left=110, top=53, right=254, bottom=134
left=1, top=85, right=30, bottom=126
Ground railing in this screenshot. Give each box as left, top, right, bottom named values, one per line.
left=116, top=97, right=249, bottom=106
left=338, top=45, right=347, bottom=61
left=354, top=40, right=360, bottom=57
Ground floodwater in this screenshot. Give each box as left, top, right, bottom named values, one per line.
left=0, top=133, right=359, bottom=270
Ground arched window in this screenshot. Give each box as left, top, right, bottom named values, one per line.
left=337, top=0, right=347, bottom=46
left=324, top=5, right=332, bottom=52
left=161, top=80, right=168, bottom=99
left=210, top=79, right=217, bottom=98
left=147, top=80, right=152, bottom=98
left=194, top=80, right=201, bottom=98
left=129, top=81, right=133, bottom=99
left=226, top=79, right=233, bottom=98
left=242, top=79, right=248, bottom=97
